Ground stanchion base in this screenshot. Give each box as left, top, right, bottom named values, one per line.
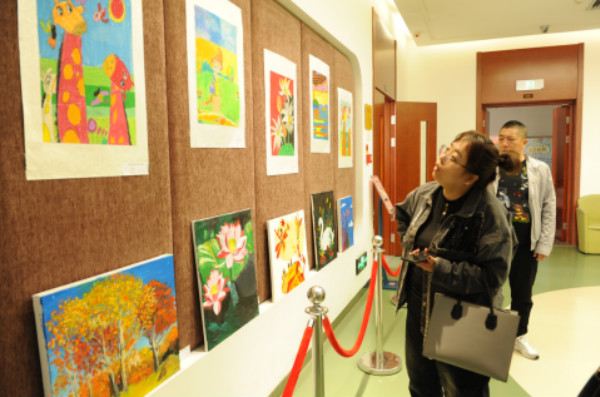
left=357, top=351, right=402, bottom=375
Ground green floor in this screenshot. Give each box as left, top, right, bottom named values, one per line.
left=271, top=245, right=600, bottom=397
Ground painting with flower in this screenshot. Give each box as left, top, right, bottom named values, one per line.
left=309, top=55, right=330, bottom=153
left=264, top=49, right=298, bottom=175
left=191, top=209, right=259, bottom=351
left=186, top=0, right=245, bottom=148
left=337, top=88, right=353, bottom=168
left=267, top=210, right=308, bottom=302
left=311, top=191, right=338, bottom=269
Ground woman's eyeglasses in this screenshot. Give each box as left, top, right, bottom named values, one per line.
left=438, top=144, right=467, bottom=169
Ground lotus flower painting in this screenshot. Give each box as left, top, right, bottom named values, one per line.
left=267, top=210, right=308, bottom=302
left=33, top=255, right=180, bottom=397
left=192, top=209, right=259, bottom=350
left=311, top=191, right=337, bottom=269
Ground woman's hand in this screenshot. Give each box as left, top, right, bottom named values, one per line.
left=411, top=248, right=437, bottom=272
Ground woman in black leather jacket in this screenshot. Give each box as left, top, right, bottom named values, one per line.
left=394, top=131, right=518, bottom=397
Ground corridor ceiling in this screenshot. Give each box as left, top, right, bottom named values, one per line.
left=393, top=0, right=600, bottom=46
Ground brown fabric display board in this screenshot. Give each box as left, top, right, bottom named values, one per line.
left=301, top=24, right=336, bottom=270
left=251, top=0, right=305, bottom=301
left=162, top=0, right=256, bottom=352
left=0, top=0, right=357, bottom=395
left=333, top=52, right=356, bottom=220
left=0, top=1, right=172, bottom=396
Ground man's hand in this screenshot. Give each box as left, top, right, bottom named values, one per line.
left=534, top=253, right=547, bottom=261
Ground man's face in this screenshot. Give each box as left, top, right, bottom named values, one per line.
left=498, top=127, right=527, bottom=159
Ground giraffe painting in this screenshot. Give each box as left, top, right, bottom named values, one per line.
left=41, top=68, right=57, bottom=143
left=52, top=0, right=89, bottom=144
left=102, top=54, right=134, bottom=145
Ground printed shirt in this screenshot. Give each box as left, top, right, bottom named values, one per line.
left=497, top=160, right=531, bottom=224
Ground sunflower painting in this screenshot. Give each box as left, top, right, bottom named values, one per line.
left=267, top=210, right=308, bottom=302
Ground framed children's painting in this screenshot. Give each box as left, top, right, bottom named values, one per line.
left=264, top=49, right=298, bottom=176
left=267, top=210, right=308, bottom=302
left=337, top=87, right=353, bottom=168
left=192, top=209, right=259, bottom=351
left=337, top=195, right=354, bottom=252
left=311, top=191, right=337, bottom=269
left=309, top=55, right=330, bottom=154
left=18, top=0, right=149, bottom=180
left=33, top=254, right=179, bottom=397
left=186, top=0, right=246, bottom=148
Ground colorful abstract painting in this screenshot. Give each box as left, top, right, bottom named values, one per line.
left=337, top=195, right=354, bottom=252
left=33, top=255, right=180, bottom=397
left=18, top=0, right=149, bottom=179
left=309, top=55, right=330, bottom=153
left=192, top=209, right=259, bottom=351
left=356, top=251, right=368, bottom=275
left=264, top=49, right=298, bottom=175
left=337, top=88, right=353, bottom=168
left=186, top=0, right=245, bottom=148
left=267, top=210, right=308, bottom=302
left=311, top=191, right=337, bottom=269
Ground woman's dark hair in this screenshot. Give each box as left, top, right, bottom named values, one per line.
left=453, top=130, right=520, bottom=189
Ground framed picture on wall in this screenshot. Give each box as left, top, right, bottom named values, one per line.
left=33, top=255, right=180, bottom=397
left=311, top=191, right=337, bottom=269
left=309, top=55, right=331, bottom=154
left=191, top=209, right=259, bottom=351
left=337, top=87, right=353, bottom=168
left=264, top=49, right=299, bottom=175
left=266, top=210, right=308, bottom=302
left=186, top=0, right=246, bottom=148
left=18, top=0, right=149, bottom=180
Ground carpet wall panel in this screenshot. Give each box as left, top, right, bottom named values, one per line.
left=0, top=1, right=172, bottom=396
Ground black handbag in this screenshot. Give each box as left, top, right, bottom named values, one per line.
left=422, top=286, right=520, bottom=382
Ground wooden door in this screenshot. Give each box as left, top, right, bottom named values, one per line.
left=390, top=102, right=437, bottom=255
left=372, top=89, right=396, bottom=253
left=552, top=105, right=572, bottom=241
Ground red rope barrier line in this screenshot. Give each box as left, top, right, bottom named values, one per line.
left=382, top=254, right=401, bottom=277
left=322, top=259, right=379, bottom=357
left=282, top=324, right=314, bottom=397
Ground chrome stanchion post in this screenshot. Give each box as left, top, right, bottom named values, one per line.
left=357, top=235, right=402, bottom=375
left=306, top=286, right=328, bottom=397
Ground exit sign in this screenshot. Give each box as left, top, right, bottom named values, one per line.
left=516, top=79, right=544, bottom=91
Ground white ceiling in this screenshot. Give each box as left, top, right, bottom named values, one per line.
left=393, top=0, right=600, bottom=46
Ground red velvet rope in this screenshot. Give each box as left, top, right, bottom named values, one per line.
left=382, top=255, right=401, bottom=277
left=282, top=324, right=314, bottom=397
left=322, top=259, right=379, bottom=357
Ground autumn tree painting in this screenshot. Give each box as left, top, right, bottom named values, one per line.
left=33, top=255, right=179, bottom=397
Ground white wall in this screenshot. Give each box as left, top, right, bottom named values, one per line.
left=488, top=106, right=556, bottom=138
left=149, top=0, right=402, bottom=396
left=396, top=29, right=600, bottom=196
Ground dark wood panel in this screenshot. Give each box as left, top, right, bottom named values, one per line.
left=480, top=45, right=579, bottom=104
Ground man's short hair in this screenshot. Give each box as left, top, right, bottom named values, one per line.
left=501, top=120, right=527, bottom=139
